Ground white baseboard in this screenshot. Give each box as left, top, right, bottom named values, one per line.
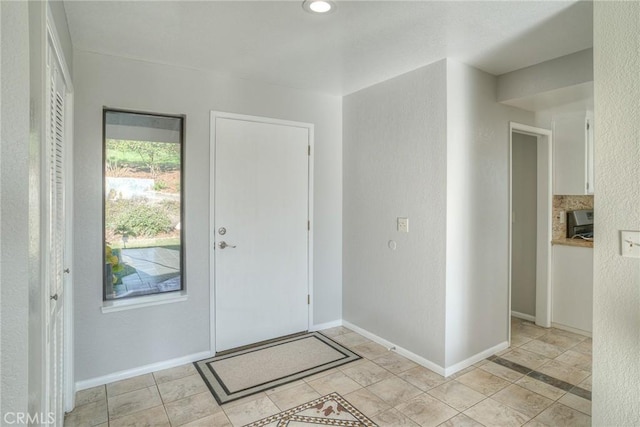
left=443, top=341, right=509, bottom=377
left=343, top=320, right=509, bottom=378
left=310, top=319, right=343, bottom=332
left=511, top=311, right=536, bottom=322
left=75, top=350, right=213, bottom=392
left=342, top=321, right=446, bottom=376
left=551, top=322, right=592, bottom=338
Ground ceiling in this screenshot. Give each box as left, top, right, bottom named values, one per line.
left=63, top=1, right=593, bottom=96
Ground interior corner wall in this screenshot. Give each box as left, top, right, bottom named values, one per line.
left=592, top=1, right=640, bottom=424
left=0, top=0, right=31, bottom=417
left=343, top=60, right=448, bottom=366
left=445, top=59, right=534, bottom=368
left=73, top=51, right=342, bottom=382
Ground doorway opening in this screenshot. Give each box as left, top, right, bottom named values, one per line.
left=508, top=122, right=553, bottom=344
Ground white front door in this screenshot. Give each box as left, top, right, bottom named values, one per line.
left=212, top=113, right=311, bottom=352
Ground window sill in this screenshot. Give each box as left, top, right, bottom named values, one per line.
left=101, top=291, right=188, bottom=314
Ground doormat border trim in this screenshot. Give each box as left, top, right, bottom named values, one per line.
left=194, top=332, right=361, bottom=405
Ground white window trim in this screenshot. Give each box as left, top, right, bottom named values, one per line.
left=101, top=291, right=188, bottom=314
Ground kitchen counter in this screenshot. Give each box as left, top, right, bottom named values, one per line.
left=552, top=238, right=593, bottom=248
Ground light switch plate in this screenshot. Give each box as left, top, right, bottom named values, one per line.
left=621, top=231, right=640, bottom=258
left=397, top=217, right=409, bottom=233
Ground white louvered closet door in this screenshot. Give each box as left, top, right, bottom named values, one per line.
left=45, top=35, right=67, bottom=426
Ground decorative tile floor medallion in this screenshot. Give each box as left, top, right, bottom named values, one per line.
left=245, top=393, right=377, bottom=427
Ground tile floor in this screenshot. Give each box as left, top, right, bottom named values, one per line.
left=65, top=318, right=591, bottom=426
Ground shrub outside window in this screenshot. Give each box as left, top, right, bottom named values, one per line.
left=103, top=109, right=185, bottom=300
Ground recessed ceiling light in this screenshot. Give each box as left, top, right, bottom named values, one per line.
left=302, top=0, right=336, bottom=14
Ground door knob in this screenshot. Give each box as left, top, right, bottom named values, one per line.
left=218, top=241, right=236, bottom=249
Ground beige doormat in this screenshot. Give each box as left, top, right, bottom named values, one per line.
left=245, top=392, right=377, bottom=426
left=194, top=332, right=361, bottom=404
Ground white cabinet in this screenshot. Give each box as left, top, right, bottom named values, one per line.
left=553, top=112, right=594, bottom=195
left=552, top=245, right=593, bottom=333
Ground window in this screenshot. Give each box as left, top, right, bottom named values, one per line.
left=103, top=109, right=184, bottom=300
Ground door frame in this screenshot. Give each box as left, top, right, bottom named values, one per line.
left=508, top=122, right=553, bottom=343
left=46, top=4, right=75, bottom=415
left=208, top=111, right=314, bottom=354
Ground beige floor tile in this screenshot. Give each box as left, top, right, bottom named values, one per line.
left=554, top=349, right=592, bottom=372
left=366, top=376, right=422, bottom=406
left=501, top=348, right=551, bottom=370
left=153, top=363, right=197, bottom=384
left=537, top=332, right=584, bottom=351
left=343, top=387, right=391, bottom=418
left=181, top=411, right=233, bottom=427
left=491, top=384, right=553, bottom=418
left=164, top=391, right=222, bottom=426
left=220, top=392, right=268, bottom=410
left=75, top=385, right=106, bottom=407
left=222, top=395, right=280, bottom=426
left=109, top=405, right=170, bottom=427
left=64, top=399, right=108, bottom=427
left=157, top=374, right=208, bottom=403
left=511, top=334, right=533, bottom=347
left=372, top=408, right=420, bottom=426
left=351, top=341, right=390, bottom=359
left=472, top=359, right=490, bottom=367
left=330, top=332, right=371, bottom=348
left=320, top=326, right=351, bottom=337
left=306, top=371, right=362, bottom=395
left=558, top=393, right=591, bottom=415
left=572, top=339, right=592, bottom=356
left=427, top=381, right=485, bottom=412
left=437, top=413, right=484, bottom=427
left=264, top=379, right=305, bottom=395
left=531, top=402, right=591, bottom=427
left=106, top=374, right=156, bottom=397
left=342, top=360, right=394, bottom=387
left=267, top=382, right=321, bottom=411
left=577, top=375, right=592, bottom=392
left=303, top=367, right=340, bottom=382
left=455, top=368, right=511, bottom=396
left=512, top=323, right=548, bottom=340
left=520, top=339, right=566, bottom=359
left=463, top=398, right=530, bottom=427
left=479, top=362, right=525, bottom=382
left=549, top=328, right=588, bottom=343
left=396, top=393, right=459, bottom=427
left=537, top=360, right=590, bottom=385
left=398, top=366, right=449, bottom=391
left=372, top=352, right=419, bottom=374
left=108, top=386, right=162, bottom=420
left=448, top=367, right=477, bottom=380
left=515, top=376, right=567, bottom=401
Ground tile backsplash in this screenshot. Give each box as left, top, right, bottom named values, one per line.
left=553, top=195, right=594, bottom=240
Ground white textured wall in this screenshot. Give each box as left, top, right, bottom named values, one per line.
left=497, top=49, right=593, bottom=104
left=0, top=0, right=30, bottom=417
left=511, top=133, right=538, bottom=317
left=592, top=2, right=640, bottom=424
left=73, top=51, right=342, bottom=382
left=445, top=60, right=534, bottom=367
left=343, top=60, right=448, bottom=366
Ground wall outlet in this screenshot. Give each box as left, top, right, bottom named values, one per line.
left=621, top=231, right=640, bottom=258
left=397, top=217, right=409, bottom=233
